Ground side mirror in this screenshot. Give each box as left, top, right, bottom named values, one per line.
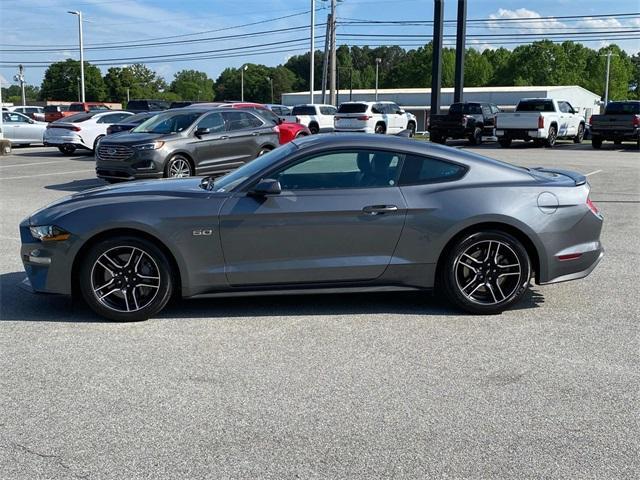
left=194, top=127, right=210, bottom=137
left=249, top=178, right=281, bottom=196
left=396, top=109, right=405, bottom=115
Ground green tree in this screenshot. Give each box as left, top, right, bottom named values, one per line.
left=584, top=45, right=635, bottom=101
left=464, top=48, right=493, bottom=86
left=39, top=59, right=106, bottom=101
left=169, top=70, right=214, bottom=101
left=1, top=84, right=40, bottom=104
left=104, top=64, right=167, bottom=103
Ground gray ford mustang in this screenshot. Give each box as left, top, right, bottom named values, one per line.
left=20, top=134, right=604, bottom=321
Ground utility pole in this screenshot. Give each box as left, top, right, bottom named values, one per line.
left=375, top=58, right=382, bottom=100
left=430, top=0, right=444, bottom=116
left=267, top=77, right=274, bottom=104
left=329, top=0, right=337, bottom=106
left=241, top=64, right=248, bottom=102
left=14, top=64, right=26, bottom=106
left=310, top=0, right=315, bottom=104
left=453, top=0, right=467, bottom=103
left=321, top=13, right=331, bottom=104
left=68, top=11, right=85, bottom=103
left=601, top=51, right=618, bottom=105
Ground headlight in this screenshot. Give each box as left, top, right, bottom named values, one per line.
left=134, top=141, right=164, bottom=150
left=29, top=225, right=71, bottom=242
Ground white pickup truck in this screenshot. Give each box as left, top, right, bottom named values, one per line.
left=283, top=104, right=337, bottom=134
left=495, top=98, right=586, bottom=147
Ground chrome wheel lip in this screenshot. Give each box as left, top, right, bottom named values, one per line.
left=168, top=157, right=191, bottom=178
left=454, top=240, right=523, bottom=306
left=90, top=245, right=161, bottom=313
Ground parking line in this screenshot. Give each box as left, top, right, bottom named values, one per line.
left=585, top=169, right=603, bottom=177
left=0, top=160, right=73, bottom=169
left=0, top=169, right=94, bottom=181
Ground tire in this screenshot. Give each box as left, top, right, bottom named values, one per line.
left=258, top=147, right=272, bottom=156
left=468, top=127, right=482, bottom=145
left=165, top=154, right=193, bottom=178
left=592, top=136, right=603, bottom=149
left=498, top=137, right=512, bottom=148
left=407, top=122, right=416, bottom=138
left=545, top=125, right=557, bottom=148
left=78, top=236, right=174, bottom=321
left=308, top=123, right=319, bottom=135
left=58, top=144, right=76, bottom=155
left=573, top=123, right=585, bottom=144
left=374, top=123, right=386, bottom=135
left=93, top=135, right=104, bottom=152
left=440, top=230, right=531, bottom=315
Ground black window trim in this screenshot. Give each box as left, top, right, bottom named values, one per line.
left=397, top=152, right=469, bottom=187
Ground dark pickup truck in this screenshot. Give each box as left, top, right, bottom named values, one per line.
left=428, top=102, right=501, bottom=145
left=590, top=101, right=640, bottom=149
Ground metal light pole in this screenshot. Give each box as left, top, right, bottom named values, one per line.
left=453, top=0, right=467, bottom=103
left=14, top=65, right=26, bottom=106
left=241, top=65, right=248, bottom=102
left=329, top=0, right=337, bottom=106
left=375, top=58, right=382, bottom=100
left=266, top=77, right=274, bottom=104
left=68, top=11, right=85, bottom=103
left=310, top=0, right=315, bottom=104
left=430, top=0, right=444, bottom=116
left=601, top=51, right=617, bottom=105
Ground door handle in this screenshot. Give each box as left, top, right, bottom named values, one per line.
left=251, top=132, right=260, bottom=136
left=363, top=205, right=398, bottom=215
left=219, top=135, right=229, bottom=140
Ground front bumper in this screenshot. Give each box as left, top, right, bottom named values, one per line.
left=96, top=148, right=166, bottom=181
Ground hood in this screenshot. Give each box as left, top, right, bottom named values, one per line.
left=99, top=132, right=173, bottom=145
left=30, top=177, right=209, bottom=225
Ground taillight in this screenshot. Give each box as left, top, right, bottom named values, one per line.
left=588, top=115, right=593, bottom=125
left=587, top=197, right=599, bottom=215
left=632, top=115, right=640, bottom=127
left=538, top=116, right=544, bottom=129
left=357, top=115, right=372, bottom=121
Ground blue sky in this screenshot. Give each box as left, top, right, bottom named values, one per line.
left=1, top=0, right=638, bottom=89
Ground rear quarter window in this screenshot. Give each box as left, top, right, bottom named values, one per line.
left=292, top=106, right=317, bottom=116
left=398, top=154, right=467, bottom=185
left=337, top=103, right=368, bottom=114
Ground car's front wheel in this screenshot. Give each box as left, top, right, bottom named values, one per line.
left=165, top=155, right=193, bottom=178
left=79, top=236, right=174, bottom=321
left=441, top=231, right=531, bottom=315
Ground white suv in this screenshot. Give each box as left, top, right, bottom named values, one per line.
left=334, top=101, right=416, bottom=136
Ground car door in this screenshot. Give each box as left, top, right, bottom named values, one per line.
left=319, top=105, right=337, bottom=131
left=557, top=101, right=572, bottom=137
left=388, top=103, right=406, bottom=133
left=3, top=112, right=36, bottom=142
left=219, top=148, right=408, bottom=286
left=1, top=112, right=17, bottom=140
left=189, top=111, right=230, bottom=173
left=221, top=111, right=263, bottom=165
left=565, top=102, right=581, bottom=135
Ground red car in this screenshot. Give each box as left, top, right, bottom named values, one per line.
left=198, top=102, right=310, bottom=145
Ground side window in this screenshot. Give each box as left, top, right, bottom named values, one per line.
left=481, top=105, right=492, bottom=117
left=319, top=106, right=334, bottom=115
left=491, top=105, right=501, bottom=114
left=197, top=112, right=225, bottom=133
left=98, top=113, right=129, bottom=124
left=223, top=111, right=262, bottom=130
left=398, top=154, right=466, bottom=186
left=558, top=102, right=570, bottom=114
left=271, top=107, right=282, bottom=116
left=272, top=150, right=402, bottom=190
left=244, top=112, right=263, bottom=128
left=8, top=113, right=29, bottom=123
left=371, top=104, right=384, bottom=115
left=566, top=102, right=576, bottom=114
left=390, top=103, right=402, bottom=114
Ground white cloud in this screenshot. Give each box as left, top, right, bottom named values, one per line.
left=488, top=8, right=567, bottom=34
left=576, top=17, right=622, bottom=29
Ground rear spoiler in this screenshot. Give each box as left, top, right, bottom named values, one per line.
left=532, top=167, right=587, bottom=186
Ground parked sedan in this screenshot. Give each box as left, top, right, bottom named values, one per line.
left=95, top=107, right=279, bottom=181
left=106, top=111, right=159, bottom=135
left=44, top=111, right=134, bottom=155
left=20, top=134, right=604, bottom=321
left=1, top=111, right=47, bottom=145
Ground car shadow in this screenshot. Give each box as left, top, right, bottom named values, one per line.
left=0, top=271, right=545, bottom=323
left=45, top=178, right=106, bottom=192
left=9, top=149, right=93, bottom=159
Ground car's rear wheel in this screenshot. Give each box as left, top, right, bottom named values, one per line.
left=469, top=127, right=482, bottom=145
left=165, top=155, right=193, bottom=178
left=441, top=231, right=531, bottom=315
left=573, top=123, right=585, bottom=143
left=407, top=122, right=416, bottom=138
left=498, top=137, right=512, bottom=148
left=545, top=125, right=557, bottom=148
left=79, top=236, right=174, bottom=321
left=58, top=144, right=76, bottom=155
left=308, top=123, right=319, bottom=135
left=592, top=136, right=603, bottom=149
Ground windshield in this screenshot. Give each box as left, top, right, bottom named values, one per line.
left=604, top=102, right=640, bottom=115
left=213, top=143, right=297, bottom=192
left=338, top=103, right=368, bottom=114
left=132, top=111, right=201, bottom=134
left=516, top=100, right=555, bottom=112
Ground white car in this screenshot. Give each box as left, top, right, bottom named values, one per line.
left=44, top=110, right=133, bottom=155
left=283, top=104, right=337, bottom=134
left=495, top=98, right=586, bottom=147
left=1, top=111, right=47, bottom=146
left=8, top=105, right=45, bottom=122
left=334, top=101, right=417, bottom=136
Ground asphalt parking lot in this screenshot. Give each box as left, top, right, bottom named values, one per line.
left=1, top=140, right=638, bottom=479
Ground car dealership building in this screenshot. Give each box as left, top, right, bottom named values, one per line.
left=282, top=85, right=602, bottom=132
